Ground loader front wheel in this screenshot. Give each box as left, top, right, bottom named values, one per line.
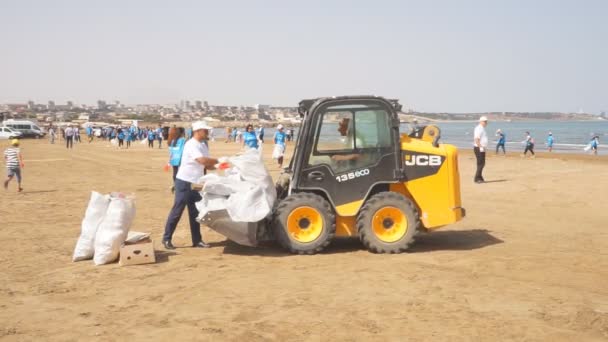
left=357, top=192, right=419, bottom=253
left=273, top=193, right=336, bottom=254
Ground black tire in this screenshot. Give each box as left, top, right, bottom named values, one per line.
left=357, top=192, right=419, bottom=254
left=272, top=192, right=336, bottom=255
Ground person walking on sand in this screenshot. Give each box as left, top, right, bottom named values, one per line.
left=48, top=126, right=56, bottom=144
left=162, top=121, right=219, bottom=250
left=168, top=129, right=187, bottom=192
left=225, top=127, right=232, bottom=143
left=117, top=128, right=125, bottom=148
left=257, top=125, right=265, bottom=143
left=64, top=125, right=75, bottom=149
left=4, top=139, right=24, bottom=192
left=156, top=124, right=164, bottom=149
left=546, top=132, right=554, bottom=152
left=523, top=132, right=535, bottom=157
left=495, top=129, right=506, bottom=155
left=147, top=128, right=155, bottom=148
left=589, top=136, right=599, bottom=155
left=74, top=127, right=81, bottom=143
left=243, top=124, right=259, bottom=149
left=231, top=127, right=237, bottom=143
left=473, top=116, right=488, bottom=183
left=273, top=124, right=287, bottom=168
left=86, top=125, right=93, bottom=143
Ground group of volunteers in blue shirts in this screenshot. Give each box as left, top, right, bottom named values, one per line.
left=495, top=129, right=550, bottom=156
left=493, top=130, right=600, bottom=156
left=239, top=123, right=287, bottom=167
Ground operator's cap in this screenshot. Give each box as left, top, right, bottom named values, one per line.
left=277, top=124, right=284, bottom=130
left=496, top=129, right=502, bottom=133
left=192, top=120, right=212, bottom=131
left=10, top=139, right=20, bottom=146
left=479, top=116, right=488, bottom=122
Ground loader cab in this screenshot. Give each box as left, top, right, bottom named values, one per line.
left=291, top=96, right=403, bottom=217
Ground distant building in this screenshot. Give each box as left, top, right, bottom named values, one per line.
left=27, top=101, right=35, bottom=110
left=48, top=101, right=56, bottom=110
left=97, top=100, right=107, bottom=110
left=67, top=101, right=74, bottom=110
left=255, top=104, right=271, bottom=112
left=195, top=101, right=202, bottom=110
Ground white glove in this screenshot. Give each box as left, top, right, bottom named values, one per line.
left=480, top=147, right=485, bottom=152
left=218, top=156, right=229, bottom=163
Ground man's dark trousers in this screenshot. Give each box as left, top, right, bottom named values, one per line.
left=473, top=146, right=485, bottom=182
left=163, top=178, right=202, bottom=244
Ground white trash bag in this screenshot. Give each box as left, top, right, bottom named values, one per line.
left=72, top=192, right=111, bottom=262
left=93, top=193, right=136, bottom=265
left=196, top=148, right=276, bottom=222
left=272, top=144, right=285, bottom=160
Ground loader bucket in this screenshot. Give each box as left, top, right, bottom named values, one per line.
left=199, top=210, right=260, bottom=247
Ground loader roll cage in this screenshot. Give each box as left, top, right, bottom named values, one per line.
left=290, top=96, right=405, bottom=197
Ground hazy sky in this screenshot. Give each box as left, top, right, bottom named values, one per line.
left=1, top=0, right=606, bottom=113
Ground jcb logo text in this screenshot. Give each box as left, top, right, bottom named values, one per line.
left=405, top=155, right=442, bottom=166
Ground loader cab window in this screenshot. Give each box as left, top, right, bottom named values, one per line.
left=307, top=103, right=393, bottom=174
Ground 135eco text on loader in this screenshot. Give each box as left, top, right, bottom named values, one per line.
left=201, top=95, right=465, bottom=254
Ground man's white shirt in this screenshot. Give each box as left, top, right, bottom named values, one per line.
left=474, top=124, right=488, bottom=149
left=176, top=139, right=209, bottom=184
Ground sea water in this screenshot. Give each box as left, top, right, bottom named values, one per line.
left=430, top=120, right=607, bottom=155
left=213, top=120, right=607, bottom=155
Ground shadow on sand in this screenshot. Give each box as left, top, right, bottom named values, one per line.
left=154, top=250, right=178, bottom=263
left=218, top=229, right=503, bottom=256
left=410, top=229, right=503, bottom=252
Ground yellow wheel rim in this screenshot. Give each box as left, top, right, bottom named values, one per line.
left=372, top=206, right=408, bottom=243
left=287, top=206, right=324, bottom=243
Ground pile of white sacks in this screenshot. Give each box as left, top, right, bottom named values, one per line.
left=196, top=148, right=276, bottom=223
left=72, top=192, right=136, bottom=265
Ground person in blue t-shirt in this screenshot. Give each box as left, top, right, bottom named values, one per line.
left=231, top=127, right=237, bottom=142
left=156, top=125, right=164, bottom=149
left=126, top=129, right=135, bottom=149
left=590, top=135, right=599, bottom=155
left=117, top=128, right=125, bottom=148
left=86, top=126, right=93, bottom=143
left=147, top=129, right=156, bottom=148
left=168, top=130, right=187, bottom=192
left=273, top=124, right=287, bottom=167
left=243, top=124, right=259, bottom=149
left=495, top=129, right=506, bottom=155
left=546, top=132, right=554, bottom=152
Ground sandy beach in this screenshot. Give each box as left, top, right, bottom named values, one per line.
left=1, top=138, right=607, bottom=341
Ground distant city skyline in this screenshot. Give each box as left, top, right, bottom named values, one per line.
left=1, top=0, right=606, bottom=114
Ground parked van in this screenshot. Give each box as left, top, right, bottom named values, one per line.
left=0, top=126, right=23, bottom=140
left=2, top=120, right=45, bottom=138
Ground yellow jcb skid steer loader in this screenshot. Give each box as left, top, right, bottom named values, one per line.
left=200, top=96, right=465, bottom=254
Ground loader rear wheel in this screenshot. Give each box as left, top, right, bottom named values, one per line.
left=357, top=192, right=419, bottom=253
left=273, top=193, right=336, bottom=254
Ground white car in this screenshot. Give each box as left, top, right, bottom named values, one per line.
left=0, top=126, right=23, bottom=140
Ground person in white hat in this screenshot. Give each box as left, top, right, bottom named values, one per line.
left=495, top=128, right=506, bottom=155
left=473, top=116, right=489, bottom=183
left=273, top=124, right=287, bottom=167
left=162, top=121, right=218, bottom=250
